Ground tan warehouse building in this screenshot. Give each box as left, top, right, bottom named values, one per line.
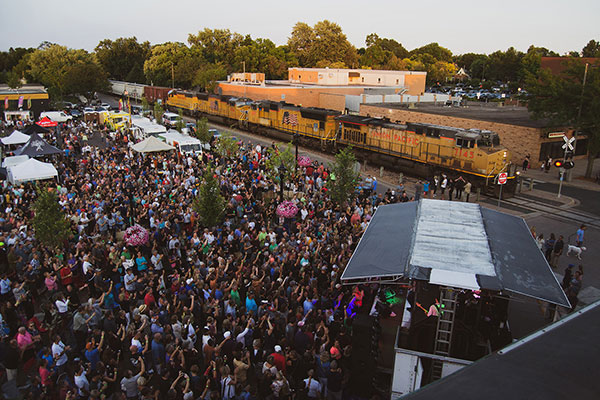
left=360, top=103, right=586, bottom=167
left=218, top=68, right=427, bottom=113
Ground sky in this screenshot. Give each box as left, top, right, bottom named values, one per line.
left=1, top=0, right=598, bottom=55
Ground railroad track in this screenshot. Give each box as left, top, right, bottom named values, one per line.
left=497, top=193, right=600, bottom=229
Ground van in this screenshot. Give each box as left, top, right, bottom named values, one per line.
left=162, top=112, right=179, bottom=127
left=40, top=111, right=73, bottom=123
left=159, top=131, right=203, bottom=155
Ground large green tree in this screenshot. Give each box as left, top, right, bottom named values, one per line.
left=95, top=37, right=151, bottom=82
left=193, top=165, right=226, bottom=228
left=32, top=187, right=71, bottom=248
left=527, top=59, right=600, bottom=177
left=582, top=39, right=600, bottom=58
left=288, top=20, right=358, bottom=68
left=143, top=42, right=200, bottom=87
left=27, top=44, right=108, bottom=98
left=193, top=63, right=227, bottom=92
left=327, top=147, right=360, bottom=206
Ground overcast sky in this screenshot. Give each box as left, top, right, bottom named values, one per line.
left=2, top=0, right=598, bottom=55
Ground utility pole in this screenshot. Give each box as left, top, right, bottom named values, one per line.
left=567, top=63, right=589, bottom=181
left=171, top=63, right=175, bottom=89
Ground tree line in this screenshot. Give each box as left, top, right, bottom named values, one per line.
left=1, top=21, right=598, bottom=99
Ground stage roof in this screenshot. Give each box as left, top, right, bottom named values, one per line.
left=341, top=199, right=569, bottom=307
left=401, top=300, right=600, bottom=400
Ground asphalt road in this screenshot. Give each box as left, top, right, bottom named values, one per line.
left=532, top=182, right=600, bottom=217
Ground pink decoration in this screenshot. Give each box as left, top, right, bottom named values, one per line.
left=298, top=156, right=311, bottom=167
left=124, top=224, right=149, bottom=246
left=276, top=201, right=298, bottom=218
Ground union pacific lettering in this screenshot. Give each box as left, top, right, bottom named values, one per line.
left=370, top=129, right=419, bottom=146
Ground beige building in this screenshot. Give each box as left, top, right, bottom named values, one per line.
left=218, top=67, right=427, bottom=113
left=288, top=68, right=426, bottom=94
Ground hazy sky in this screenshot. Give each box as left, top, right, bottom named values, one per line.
left=1, top=0, right=598, bottom=55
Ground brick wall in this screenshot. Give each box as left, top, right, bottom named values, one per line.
left=360, top=104, right=546, bottom=167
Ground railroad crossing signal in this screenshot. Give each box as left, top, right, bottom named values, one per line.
left=554, top=160, right=563, bottom=168
left=562, top=136, right=575, bottom=151
left=498, top=172, right=507, bottom=185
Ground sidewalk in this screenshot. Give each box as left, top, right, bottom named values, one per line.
left=519, top=160, right=600, bottom=192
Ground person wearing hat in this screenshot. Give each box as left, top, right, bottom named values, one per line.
left=270, top=345, right=286, bottom=373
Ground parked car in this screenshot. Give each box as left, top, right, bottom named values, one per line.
left=40, top=111, right=73, bottom=122
left=69, top=109, right=82, bottom=118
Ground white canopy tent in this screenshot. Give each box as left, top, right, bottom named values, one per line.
left=2, top=155, right=29, bottom=168
left=7, top=158, right=58, bottom=184
left=1, top=130, right=30, bottom=145
left=131, top=136, right=175, bottom=153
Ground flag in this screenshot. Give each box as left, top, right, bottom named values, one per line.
left=27, top=98, right=32, bottom=109
left=3, top=97, right=7, bottom=109
left=119, top=99, right=123, bottom=111
left=282, top=111, right=298, bottom=126
left=127, top=99, right=131, bottom=112
left=18, top=96, right=24, bottom=109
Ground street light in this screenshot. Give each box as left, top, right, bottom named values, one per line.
left=278, top=162, right=287, bottom=202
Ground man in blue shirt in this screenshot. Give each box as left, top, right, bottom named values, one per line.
left=151, top=333, right=166, bottom=374
left=84, top=332, right=105, bottom=371
left=576, top=224, right=586, bottom=247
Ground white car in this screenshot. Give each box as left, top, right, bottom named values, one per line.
left=162, top=112, right=179, bottom=127
left=40, top=111, right=73, bottom=122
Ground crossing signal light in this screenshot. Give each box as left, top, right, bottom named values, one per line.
left=554, top=160, right=563, bottom=168
left=564, top=161, right=574, bottom=169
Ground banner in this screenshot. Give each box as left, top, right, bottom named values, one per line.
left=18, top=96, right=24, bottom=109
left=4, top=97, right=8, bottom=110
left=27, top=98, right=32, bottom=109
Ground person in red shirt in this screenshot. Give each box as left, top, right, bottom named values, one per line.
left=144, top=289, right=156, bottom=307
left=59, top=265, right=73, bottom=287
left=39, top=358, right=53, bottom=391
left=270, top=345, right=286, bottom=373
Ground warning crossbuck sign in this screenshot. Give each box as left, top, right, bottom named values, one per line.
left=498, top=172, right=507, bottom=185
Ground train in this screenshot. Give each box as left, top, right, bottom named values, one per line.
left=108, top=80, right=517, bottom=194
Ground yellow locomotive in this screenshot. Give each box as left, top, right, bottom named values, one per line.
left=166, top=90, right=515, bottom=193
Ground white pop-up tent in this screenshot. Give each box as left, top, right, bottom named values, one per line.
left=7, top=158, right=58, bottom=184
left=131, top=136, right=175, bottom=153
left=1, top=130, right=30, bottom=145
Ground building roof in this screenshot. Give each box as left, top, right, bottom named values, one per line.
left=366, top=102, right=550, bottom=128
left=289, top=67, right=427, bottom=76
left=341, top=200, right=569, bottom=307
left=220, top=80, right=406, bottom=90
left=402, top=300, right=600, bottom=400
left=0, top=84, right=47, bottom=95
left=540, top=57, right=600, bottom=75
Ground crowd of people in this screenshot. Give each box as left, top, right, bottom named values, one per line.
left=0, top=117, right=401, bottom=400
left=532, top=224, right=587, bottom=311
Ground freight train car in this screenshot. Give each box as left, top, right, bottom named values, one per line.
left=160, top=88, right=516, bottom=194
left=109, top=81, right=145, bottom=101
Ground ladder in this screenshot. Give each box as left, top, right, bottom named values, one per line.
left=431, top=287, right=458, bottom=381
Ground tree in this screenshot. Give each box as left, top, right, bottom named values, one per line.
left=175, top=109, right=185, bottom=131
left=192, top=165, right=226, bottom=228
left=27, top=44, right=108, bottom=98
left=188, top=28, right=246, bottom=66
left=153, top=102, right=164, bottom=122
left=141, top=96, right=150, bottom=112
left=327, top=147, right=360, bottom=206
left=526, top=59, right=600, bottom=177
left=214, top=132, right=239, bottom=158
left=193, top=63, right=227, bottom=92
left=265, top=142, right=296, bottom=184
left=95, top=37, right=151, bottom=82
left=582, top=40, right=600, bottom=58
left=195, top=117, right=212, bottom=144
left=6, top=71, right=21, bottom=89
left=143, top=42, right=199, bottom=87
left=288, top=20, right=358, bottom=68
left=32, top=187, right=71, bottom=248
left=410, top=43, right=453, bottom=63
